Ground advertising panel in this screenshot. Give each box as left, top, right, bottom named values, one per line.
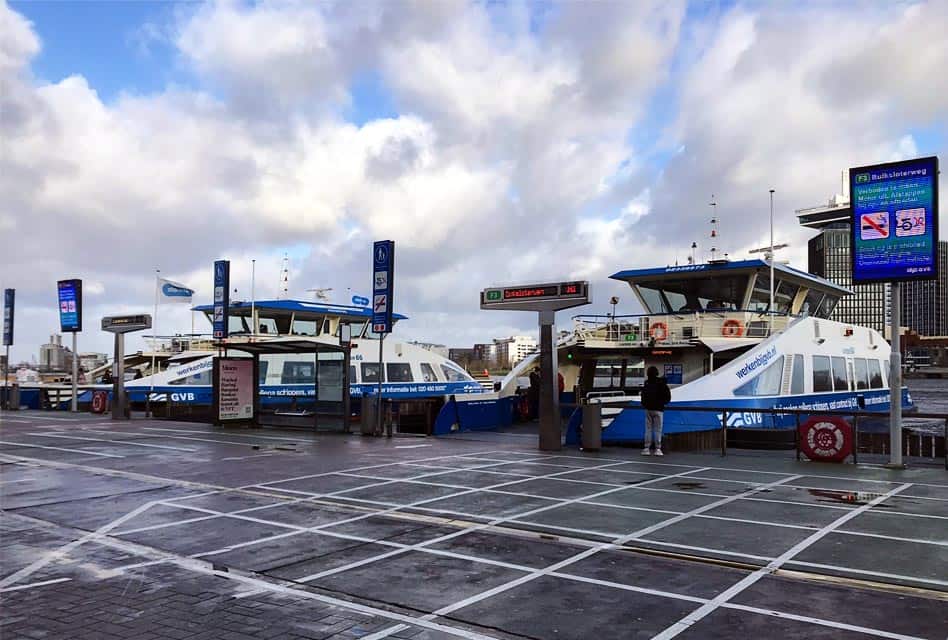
left=218, top=358, right=254, bottom=421
left=57, top=279, right=83, bottom=332
left=850, top=156, right=939, bottom=284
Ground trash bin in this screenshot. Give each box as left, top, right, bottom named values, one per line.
left=581, top=401, right=602, bottom=451
left=2, top=384, right=19, bottom=411
left=361, top=395, right=378, bottom=436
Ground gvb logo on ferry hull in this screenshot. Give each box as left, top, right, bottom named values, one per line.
left=717, top=411, right=763, bottom=427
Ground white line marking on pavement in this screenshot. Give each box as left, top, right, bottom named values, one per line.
left=27, top=432, right=197, bottom=452
left=0, top=439, right=124, bottom=458
left=0, top=499, right=161, bottom=589
left=394, top=444, right=432, bottom=449
left=0, top=577, right=72, bottom=593
left=649, top=483, right=913, bottom=640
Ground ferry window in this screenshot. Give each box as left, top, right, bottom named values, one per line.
left=791, top=354, right=804, bottom=395
left=440, top=363, right=472, bottom=382
left=282, top=361, right=315, bottom=384
left=820, top=296, right=839, bottom=317
left=254, top=318, right=278, bottom=335
left=420, top=363, right=438, bottom=382
left=749, top=272, right=772, bottom=312
left=291, top=319, right=318, bottom=336
left=801, top=290, right=825, bottom=317
left=831, top=357, right=848, bottom=391
left=228, top=315, right=250, bottom=335
left=878, top=360, right=888, bottom=387
left=773, top=281, right=800, bottom=314
left=734, top=356, right=784, bottom=396
left=386, top=363, right=413, bottom=382
left=812, top=356, right=833, bottom=392
left=259, top=361, right=269, bottom=385
left=349, top=365, right=357, bottom=383
left=853, top=358, right=869, bottom=390
left=638, top=286, right=666, bottom=314
left=361, top=363, right=384, bottom=383
left=664, top=291, right=689, bottom=313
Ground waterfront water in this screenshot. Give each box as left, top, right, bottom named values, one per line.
left=907, top=378, right=948, bottom=414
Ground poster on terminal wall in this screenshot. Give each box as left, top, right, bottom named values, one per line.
left=850, top=156, right=939, bottom=284
left=218, top=358, right=254, bottom=421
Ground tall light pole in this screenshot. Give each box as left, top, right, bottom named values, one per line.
left=250, top=259, right=256, bottom=336
left=769, top=189, right=775, bottom=334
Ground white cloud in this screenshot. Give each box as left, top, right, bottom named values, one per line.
left=1, top=0, right=945, bottom=363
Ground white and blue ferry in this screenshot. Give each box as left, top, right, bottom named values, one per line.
left=120, top=300, right=485, bottom=414
left=531, top=258, right=914, bottom=444
left=430, top=258, right=911, bottom=442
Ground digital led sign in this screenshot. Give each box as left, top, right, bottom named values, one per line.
left=850, top=156, right=939, bottom=284
left=57, top=279, right=82, bottom=332
left=481, top=281, right=590, bottom=312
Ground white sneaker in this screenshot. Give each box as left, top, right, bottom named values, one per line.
left=654, top=449, right=664, bottom=456
left=641, top=448, right=651, bottom=456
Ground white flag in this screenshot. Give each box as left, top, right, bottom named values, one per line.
left=158, top=278, right=194, bottom=304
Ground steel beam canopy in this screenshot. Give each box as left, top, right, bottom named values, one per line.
left=480, top=281, right=590, bottom=312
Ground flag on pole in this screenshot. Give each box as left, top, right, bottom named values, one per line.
left=158, top=278, right=194, bottom=304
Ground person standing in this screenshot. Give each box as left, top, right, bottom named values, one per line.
left=640, top=366, right=671, bottom=456
left=528, top=368, right=541, bottom=420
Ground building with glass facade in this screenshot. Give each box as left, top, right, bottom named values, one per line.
left=799, top=199, right=889, bottom=333
left=901, top=241, right=948, bottom=336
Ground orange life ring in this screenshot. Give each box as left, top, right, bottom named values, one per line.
left=649, top=322, right=668, bottom=341
left=722, top=319, right=744, bottom=337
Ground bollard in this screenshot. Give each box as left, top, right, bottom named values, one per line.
left=581, top=402, right=602, bottom=451
left=360, top=395, right=378, bottom=436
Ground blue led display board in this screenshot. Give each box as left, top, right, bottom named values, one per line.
left=850, top=156, right=939, bottom=284
left=371, top=240, right=395, bottom=334
left=213, top=260, right=230, bottom=339
left=3, top=289, right=14, bottom=346
left=57, top=279, right=82, bottom=332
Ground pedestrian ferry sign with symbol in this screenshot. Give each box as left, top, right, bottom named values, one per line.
left=850, top=156, right=939, bottom=284
left=372, top=240, right=395, bottom=333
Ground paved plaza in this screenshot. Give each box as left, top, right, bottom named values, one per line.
left=1, top=411, right=946, bottom=639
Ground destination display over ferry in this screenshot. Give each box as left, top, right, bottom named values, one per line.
left=850, top=156, right=939, bottom=284
left=480, top=280, right=590, bottom=312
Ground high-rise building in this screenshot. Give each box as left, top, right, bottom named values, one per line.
left=798, top=196, right=944, bottom=335
left=901, top=241, right=948, bottom=336
left=39, top=334, right=72, bottom=371
left=492, top=336, right=537, bottom=368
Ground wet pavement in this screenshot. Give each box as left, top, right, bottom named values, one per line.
left=1, top=410, right=947, bottom=639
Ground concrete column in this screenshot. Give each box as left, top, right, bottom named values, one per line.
left=538, top=310, right=560, bottom=451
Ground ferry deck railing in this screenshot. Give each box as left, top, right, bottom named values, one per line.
left=571, top=311, right=793, bottom=347
left=582, top=400, right=948, bottom=469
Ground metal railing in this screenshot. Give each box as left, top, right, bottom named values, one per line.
left=584, top=401, right=948, bottom=468
left=570, top=311, right=792, bottom=347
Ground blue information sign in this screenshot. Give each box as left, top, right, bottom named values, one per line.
left=213, top=260, right=230, bottom=339
left=57, top=279, right=82, bottom=332
left=850, top=156, right=939, bottom=284
left=371, top=240, right=395, bottom=334
left=3, top=289, right=14, bottom=346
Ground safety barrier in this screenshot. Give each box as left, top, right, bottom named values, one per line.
left=580, top=400, right=948, bottom=468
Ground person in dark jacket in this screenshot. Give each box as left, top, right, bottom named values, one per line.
left=528, top=369, right=540, bottom=420
left=640, top=366, right=671, bottom=456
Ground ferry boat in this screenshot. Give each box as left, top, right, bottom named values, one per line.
left=444, top=259, right=913, bottom=443
left=108, top=299, right=485, bottom=416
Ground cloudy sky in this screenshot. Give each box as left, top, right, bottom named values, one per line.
left=1, top=0, right=945, bottom=363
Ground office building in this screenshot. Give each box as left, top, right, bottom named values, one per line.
left=493, top=336, right=537, bottom=368
left=901, top=241, right=948, bottom=336
left=798, top=196, right=889, bottom=332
